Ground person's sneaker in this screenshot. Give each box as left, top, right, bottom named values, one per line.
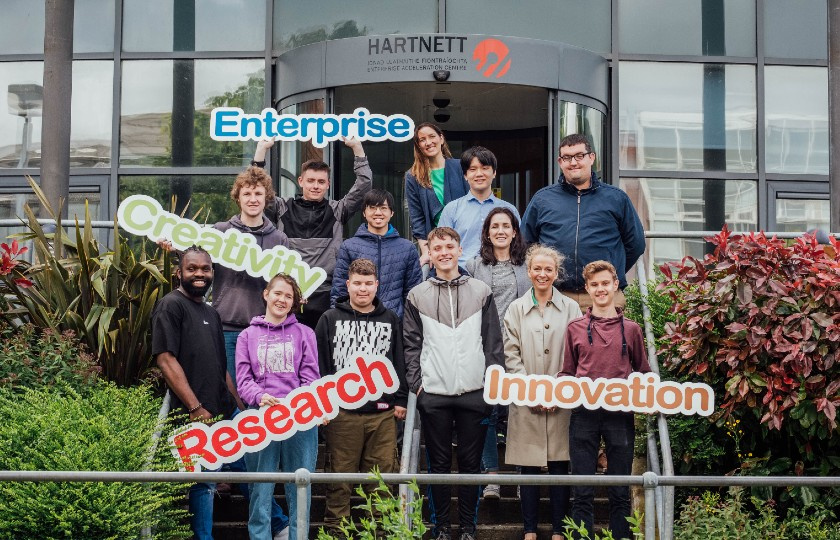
left=435, top=529, right=452, bottom=540
left=483, top=483, right=501, bottom=499
left=459, top=532, right=477, bottom=540
left=272, top=526, right=289, bottom=540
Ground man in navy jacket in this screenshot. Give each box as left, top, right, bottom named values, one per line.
left=331, top=189, right=422, bottom=317
left=522, top=133, right=645, bottom=308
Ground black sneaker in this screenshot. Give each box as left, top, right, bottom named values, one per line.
left=459, top=532, right=477, bottom=540
left=435, top=529, right=452, bottom=540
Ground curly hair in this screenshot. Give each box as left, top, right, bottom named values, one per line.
left=231, top=166, right=275, bottom=207
left=525, top=244, right=566, bottom=283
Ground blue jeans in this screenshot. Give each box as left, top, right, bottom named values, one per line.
left=190, top=407, right=289, bottom=539
left=246, top=427, right=318, bottom=540
left=480, top=406, right=499, bottom=473
left=223, top=330, right=241, bottom=385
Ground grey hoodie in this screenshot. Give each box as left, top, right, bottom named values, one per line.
left=212, top=215, right=289, bottom=331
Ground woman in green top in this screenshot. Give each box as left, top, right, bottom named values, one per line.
left=404, top=122, right=469, bottom=265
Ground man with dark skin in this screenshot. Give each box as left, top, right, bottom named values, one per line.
left=152, top=246, right=245, bottom=540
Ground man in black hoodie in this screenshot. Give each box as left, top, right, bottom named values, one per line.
left=315, top=258, right=408, bottom=533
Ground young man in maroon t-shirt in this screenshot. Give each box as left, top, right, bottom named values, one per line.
left=561, top=260, right=651, bottom=540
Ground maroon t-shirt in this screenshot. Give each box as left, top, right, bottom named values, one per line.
left=560, top=308, right=651, bottom=379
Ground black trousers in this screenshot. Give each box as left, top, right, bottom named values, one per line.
left=520, top=460, right=570, bottom=534
left=569, top=408, right=635, bottom=540
left=417, top=390, right=490, bottom=536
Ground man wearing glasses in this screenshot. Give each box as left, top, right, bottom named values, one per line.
left=521, top=134, right=645, bottom=309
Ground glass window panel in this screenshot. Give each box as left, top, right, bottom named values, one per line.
left=1, top=62, right=44, bottom=169
left=621, top=178, right=757, bottom=266
left=118, top=176, right=239, bottom=226
left=70, top=61, right=113, bottom=167
left=619, top=0, right=754, bottom=56
left=447, top=0, right=610, bottom=54
left=278, top=100, right=325, bottom=199
left=1, top=188, right=102, bottom=260
left=123, top=0, right=265, bottom=52
left=558, top=102, right=606, bottom=175
left=619, top=62, right=756, bottom=172
left=764, top=0, right=827, bottom=60
left=120, top=59, right=265, bottom=167
left=775, top=198, right=830, bottom=233
left=0, top=1, right=44, bottom=54
left=74, top=0, right=115, bottom=53
left=765, top=67, right=828, bottom=175
left=273, top=0, right=437, bottom=53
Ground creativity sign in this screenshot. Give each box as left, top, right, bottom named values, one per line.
left=170, top=355, right=399, bottom=472
left=117, top=195, right=327, bottom=297
left=483, top=366, right=714, bottom=416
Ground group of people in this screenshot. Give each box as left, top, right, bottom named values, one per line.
left=152, top=123, right=649, bottom=540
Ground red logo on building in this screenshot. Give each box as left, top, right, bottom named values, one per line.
left=472, top=38, right=511, bottom=79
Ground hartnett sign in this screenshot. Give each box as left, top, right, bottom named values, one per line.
left=483, top=366, right=714, bottom=416
left=170, top=355, right=399, bottom=472
left=116, top=195, right=327, bottom=297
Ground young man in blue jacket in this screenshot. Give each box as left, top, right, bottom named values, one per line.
left=330, top=189, right=422, bottom=318
left=521, top=134, right=645, bottom=309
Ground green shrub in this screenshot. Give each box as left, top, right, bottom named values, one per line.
left=0, top=382, right=189, bottom=539
left=1, top=178, right=172, bottom=386
left=317, top=469, right=427, bottom=539
left=675, top=489, right=840, bottom=540
left=0, top=322, right=98, bottom=393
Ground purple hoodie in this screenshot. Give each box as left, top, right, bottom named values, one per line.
left=235, top=313, right=320, bottom=407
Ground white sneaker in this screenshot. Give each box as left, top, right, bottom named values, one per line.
left=483, top=483, right=501, bottom=499
left=273, top=527, right=290, bottom=540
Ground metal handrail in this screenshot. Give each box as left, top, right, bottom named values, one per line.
left=2, top=469, right=839, bottom=540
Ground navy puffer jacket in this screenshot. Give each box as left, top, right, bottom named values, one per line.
left=330, top=224, right=422, bottom=318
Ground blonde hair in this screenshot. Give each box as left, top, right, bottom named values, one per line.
left=525, top=244, right=566, bottom=282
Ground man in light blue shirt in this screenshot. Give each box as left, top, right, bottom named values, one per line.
left=438, top=146, right=520, bottom=265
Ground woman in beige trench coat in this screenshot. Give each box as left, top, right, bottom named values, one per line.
left=503, top=245, right=582, bottom=540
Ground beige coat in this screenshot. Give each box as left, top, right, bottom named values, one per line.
left=503, top=288, right=582, bottom=466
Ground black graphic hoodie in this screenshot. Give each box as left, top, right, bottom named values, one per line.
left=315, top=296, right=408, bottom=413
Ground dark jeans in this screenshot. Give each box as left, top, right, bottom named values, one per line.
left=569, top=408, right=635, bottom=540
left=417, top=390, right=490, bottom=536
left=520, top=461, right=570, bottom=534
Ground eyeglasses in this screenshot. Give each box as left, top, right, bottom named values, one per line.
left=559, top=152, right=592, bottom=163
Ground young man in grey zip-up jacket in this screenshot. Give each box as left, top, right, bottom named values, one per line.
left=403, top=227, right=504, bottom=540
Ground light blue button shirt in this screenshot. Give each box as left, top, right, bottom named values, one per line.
left=438, top=192, right=520, bottom=265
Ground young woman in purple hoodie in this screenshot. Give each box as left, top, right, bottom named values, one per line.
left=236, top=273, right=320, bottom=540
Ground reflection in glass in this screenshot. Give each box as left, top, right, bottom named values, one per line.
left=0, top=1, right=44, bottom=54
left=558, top=102, right=605, bottom=175
left=0, top=189, right=102, bottom=260
left=0, top=63, right=44, bottom=168
left=74, top=0, right=115, bottom=53
left=123, top=0, right=265, bottom=52
left=765, top=67, right=828, bottom=175
left=619, top=62, right=756, bottom=172
left=764, top=0, right=827, bottom=60
left=278, top=100, right=325, bottom=199
left=447, top=0, right=610, bottom=54
left=619, top=0, right=754, bottom=56
left=621, top=178, right=756, bottom=265
left=70, top=61, right=113, bottom=167
left=119, top=176, right=239, bottom=226
left=273, top=0, right=436, bottom=53
left=120, top=59, right=265, bottom=167
left=775, top=198, right=830, bottom=233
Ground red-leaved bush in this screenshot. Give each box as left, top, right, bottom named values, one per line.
left=658, top=227, right=840, bottom=437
